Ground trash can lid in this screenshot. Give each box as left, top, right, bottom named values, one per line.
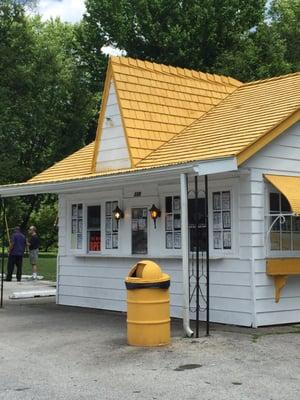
left=135, top=260, right=162, bottom=279
left=126, top=260, right=170, bottom=283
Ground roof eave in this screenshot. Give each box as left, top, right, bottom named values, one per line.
left=0, top=156, right=241, bottom=198
left=0, top=162, right=200, bottom=198
left=237, top=108, right=300, bottom=166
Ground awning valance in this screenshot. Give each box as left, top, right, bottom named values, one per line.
left=265, top=174, right=300, bottom=215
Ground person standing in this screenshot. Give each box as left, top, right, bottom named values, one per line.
left=28, top=226, right=39, bottom=280
left=6, top=226, right=26, bottom=282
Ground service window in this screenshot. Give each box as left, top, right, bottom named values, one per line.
left=71, top=203, right=83, bottom=249
left=165, top=196, right=181, bottom=249
left=164, top=196, right=207, bottom=251
left=105, top=201, right=119, bottom=249
left=87, top=205, right=101, bottom=252
left=132, top=208, right=148, bottom=254
left=212, top=191, right=232, bottom=250
left=269, top=192, right=300, bottom=251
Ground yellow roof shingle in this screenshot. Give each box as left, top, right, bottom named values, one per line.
left=26, top=58, right=300, bottom=186
left=137, top=72, right=300, bottom=168
left=102, top=56, right=241, bottom=166
left=28, top=142, right=95, bottom=184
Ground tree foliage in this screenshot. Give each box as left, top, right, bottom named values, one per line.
left=82, top=0, right=299, bottom=81
left=30, top=198, right=58, bottom=252
left=0, top=1, right=95, bottom=245
left=270, top=0, right=300, bottom=72
left=0, top=3, right=93, bottom=185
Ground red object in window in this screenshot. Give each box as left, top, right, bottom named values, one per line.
left=89, top=232, right=101, bottom=251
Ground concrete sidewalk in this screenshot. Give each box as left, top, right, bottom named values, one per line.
left=1, top=278, right=56, bottom=300
left=0, top=285, right=300, bottom=400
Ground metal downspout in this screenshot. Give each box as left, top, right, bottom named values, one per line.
left=180, top=173, right=193, bottom=337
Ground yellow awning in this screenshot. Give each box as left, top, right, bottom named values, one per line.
left=265, top=174, right=300, bottom=215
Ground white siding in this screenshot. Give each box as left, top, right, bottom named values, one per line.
left=57, top=122, right=300, bottom=327
left=57, top=255, right=253, bottom=325
left=243, top=121, right=300, bottom=326
left=95, top=80, right=131, bottom=171
left=57, top=176, right=254, bottom=327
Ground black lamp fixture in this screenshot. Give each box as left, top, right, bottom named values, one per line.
left=113, top=206, right=124, bottom=227
left=149, top=204, right=161, bottom=228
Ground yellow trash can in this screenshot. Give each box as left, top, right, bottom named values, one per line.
left=125, top=260, right=170, bottom=347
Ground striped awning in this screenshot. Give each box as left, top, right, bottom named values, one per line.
left=265, top=174, right=300, bottom=215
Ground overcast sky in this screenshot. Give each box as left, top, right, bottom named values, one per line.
left=36, top=0, right=86, bottom=22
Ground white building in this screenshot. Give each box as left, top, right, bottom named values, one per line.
left=1, top=57, right=300, bottom=329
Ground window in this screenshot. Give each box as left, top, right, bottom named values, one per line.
left=87, top=205, right=101, bottom=252
left=71, top=204, right=83, bottom=249
left=212, top=191, right=232, bottom=250
left=188, top=198, right=206, bottom=252
left=269, top=192, right=300, bottom=251
left=165, top=196, right=181, bottom=249
left=105, top=201, right=119, bottom=249
left=132, top=208, right=148, bottom=254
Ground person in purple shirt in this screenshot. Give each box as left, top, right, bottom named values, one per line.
left=6, top=226, right=26, bottom=282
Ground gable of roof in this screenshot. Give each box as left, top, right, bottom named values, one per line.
left=137, top=72, right=300, bottom=168
left=94, top=79, right=131, bottom=171
left=92, top=56, right=241, bottom=171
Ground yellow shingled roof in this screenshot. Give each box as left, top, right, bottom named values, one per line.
left=27, top=58, right=300, bottom=186
left=137, top=72, right=300, bottom=168
left=28, top=142, right=95, bottom=184
left=93, top=56, right=241, bottom=169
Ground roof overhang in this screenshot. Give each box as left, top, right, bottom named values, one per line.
left=0, top=162, right=201, bottom=198
left=265, top=174, right=300, bottom=215
left=193, top=156, right=238, bottom=176
left=0, top=158, right=241, bottom=198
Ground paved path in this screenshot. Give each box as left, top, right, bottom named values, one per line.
left=1, top=278, right=56, bottom=300
left=0, top=283, right=300, bottom=400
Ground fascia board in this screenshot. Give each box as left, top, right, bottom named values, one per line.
left=193, top=157, right=238, bottom=176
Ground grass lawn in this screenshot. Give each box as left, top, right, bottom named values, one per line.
left=3, top=253, right=57, bottom=281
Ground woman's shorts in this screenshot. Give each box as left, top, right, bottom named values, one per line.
left=29, top=249, right=39, bottom=265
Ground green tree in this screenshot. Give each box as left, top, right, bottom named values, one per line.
left=83, top=1, right=262, bottom=73
left=0, top=1, right=95, bottom=232
left=82, top=0, right=298, bottom=81
left=215, top=22, right=291, bottom=81
left=30, top=199, right=58, bottom=252
left=270, top=0, right=300, bottom=71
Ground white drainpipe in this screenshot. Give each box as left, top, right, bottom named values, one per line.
left=180, top=173, right=194, bottom=337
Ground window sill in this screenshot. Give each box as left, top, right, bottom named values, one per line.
left=72, top=253, right=224, bottom=260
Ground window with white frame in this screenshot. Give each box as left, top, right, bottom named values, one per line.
left=269, top=192, right=300, bottom=251
left=165, top=196, right=181, bottom=249
left=71, top=203, right=83, bottom=249
left=105, top=201, right=119, bottom=249
left=212, top=191, right=232, bottom=250
left=164, top=195, right=207, bottom=251
left=87, top=205, right=101, bottom=252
